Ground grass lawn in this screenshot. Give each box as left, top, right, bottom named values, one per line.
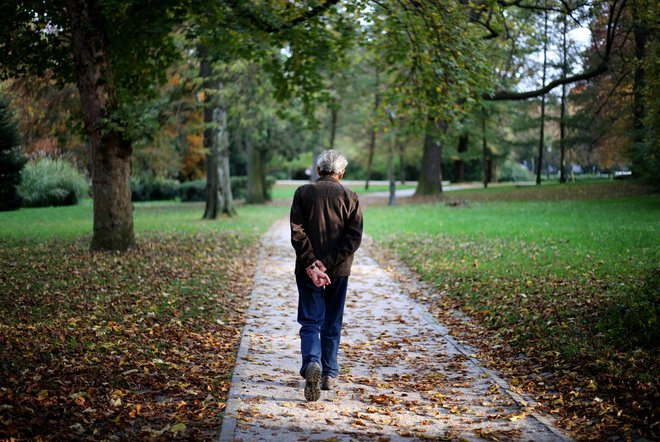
left=0, top=199, right=287, bottom=243
left=270, top=182, right=417, bottom=202
left=0, top=201, right=287, bottom=440
left=365, top=184, right=659, bottom=440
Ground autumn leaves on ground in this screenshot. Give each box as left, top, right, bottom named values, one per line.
left=1, top=182, right=658, bottom=440
left=0, top=205, right=285, bottom=440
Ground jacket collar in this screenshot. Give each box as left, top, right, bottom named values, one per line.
left=317, top=175, right=340, bottom=183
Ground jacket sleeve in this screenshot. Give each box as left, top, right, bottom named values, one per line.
left=324, top=195, right=363, bottom=271
left=290, top=188, right=317, bottom=268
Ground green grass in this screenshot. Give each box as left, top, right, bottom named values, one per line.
left=366, top=196, right=659, bottom=277
left=365, top=190, right=659, bottom=438
left=1, top=181, right=657, bottom=438
left=270, top=182, right=417, bottom=201
left=0, top=199, right=288, bottom=440
left=0, top=199, right=287, bottom=243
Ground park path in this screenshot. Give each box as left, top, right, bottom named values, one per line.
left=219, top=218, right=570, bottom=442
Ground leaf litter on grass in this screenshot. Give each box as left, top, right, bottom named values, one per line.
left=373, top=232, right=659, bottom=441
left=0, top=232, right=257, bottom=440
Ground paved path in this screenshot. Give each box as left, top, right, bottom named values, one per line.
left=219, top=219, right=570, bottom=442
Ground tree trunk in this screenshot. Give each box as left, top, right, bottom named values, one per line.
left=199, top=45, right=235, bottom=219
left=310, top=143, right=322, bottom=182
left=199, top=46, right=220, bottom=219
left=415, top=115, right=445, bottom=196
left=631, top=0, right=647, bottom=165
left=387, top=113, right=396, bottom=206
left=215, top=102, right=236, bottom=215
left=329, top=102, right=338, bottom=150
left=398, top=136, right=406, bottom=185
left=559, top=15, right=568, bottom=183
left=67, top=0, right=134, bottom=251
left=536, top=7, right=549, bottom=186
left=246, top=136, right=266, bottom=204
left=365, top=73, right=380, bottom=190
left=365, top=125, right=376, bottom=190
left=482, top=108, right=489, bottom=188
left=454, top=133, right=469, bottom=183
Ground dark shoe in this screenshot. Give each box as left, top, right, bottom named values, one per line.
left=321, top=376, right=337, bottom=391
left=304, top=362, right=321, bottom=401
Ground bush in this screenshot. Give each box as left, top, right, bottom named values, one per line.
left=178, top=176, right=277, bottom=202
left=0, top=99, right=26, bottom=211
left=230, top=176, right=276, bottom=201
left=18, top=158, right=89, bottom=207
left=498, top=159, right=535, bottom=182
left=131, top=177, right=180, bottom=202
left=179, top=179, right=206, bottom=202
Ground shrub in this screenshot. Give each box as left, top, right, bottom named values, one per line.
left=0, top=99, right=26, bottom=211
left=131, top=177, right=180, bottom=202
left=178, top=176, right=276, bottom=202
left=179, top=179, right=206, bottom=202
left=18, top=158, right=89, bottom=207
left=231, top=176, right=275, bottom=201
left=498, top=159, right=535, bottom=182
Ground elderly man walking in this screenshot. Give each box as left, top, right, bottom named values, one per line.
left=290, top=150, right=363, bottom=402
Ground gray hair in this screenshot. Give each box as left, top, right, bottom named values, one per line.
left=317, top=150, right=348, bottom=175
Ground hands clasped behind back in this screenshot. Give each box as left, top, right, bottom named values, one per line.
left=306, top=260, right=331, bottom=288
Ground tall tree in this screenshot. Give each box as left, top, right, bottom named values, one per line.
left=386, top=108, right=397, bottom=205
left=559, top=12, right=569, bottom=183
left=1, top=0, right=186, bottom=250
left=364, top=0, right=490, bottom=196
left=536, top=5, right=549, bottom=185
left=416, top=116, right=447, bottom=194
left=565, top=0, right=658, bottom=179
left=364, top=73, right=381, bottom=190
left=197, top=44, right=236, bottom=218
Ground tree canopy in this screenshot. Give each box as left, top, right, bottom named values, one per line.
left=1, top=0, right=656, bottom=247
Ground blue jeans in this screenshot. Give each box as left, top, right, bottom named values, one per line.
left=296, top=274, right=349, bottom=379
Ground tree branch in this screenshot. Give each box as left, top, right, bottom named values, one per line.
left=485, top=62, right=608, bottom=100
left=225, top=0, right=340, bottom=33
left=487, top=0, right=628, bottom=101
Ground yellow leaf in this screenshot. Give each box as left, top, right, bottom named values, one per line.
left=171, top=422, right=186, bottom=433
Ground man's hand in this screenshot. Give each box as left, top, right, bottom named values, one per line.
left=306, top=263, right=331, bottom=288
left=313, top=260, right=327, bottom=273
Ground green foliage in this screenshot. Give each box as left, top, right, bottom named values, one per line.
left=130, top=177, right=181, bottom=202
left=0, top=0, right=190, bottom=147
left=178, top=176, right=277, bottom=202
left=18, top=157, right=89, bottom=207
left=230, top=176, right=275, bottom=201
left=128, top=175, right=277, bottom=203
left=498, top=159, right=535, bottom=182
left=365, top=1, right=491, bottom=128
left=179, top=179, right=207, bottom=202
left=0, top=99, right=25, bottom=211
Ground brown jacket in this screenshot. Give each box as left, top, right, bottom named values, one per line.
left=290, top=176, right=363, bottom=277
